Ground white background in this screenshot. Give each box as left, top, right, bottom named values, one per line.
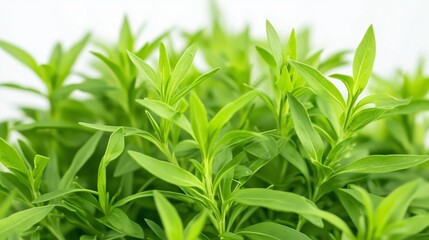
left=1, top=0, right=428, bottom=120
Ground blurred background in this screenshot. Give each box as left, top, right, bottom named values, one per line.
left=1, top=0, right=428, bottom=120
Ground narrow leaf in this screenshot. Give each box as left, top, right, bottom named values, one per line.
left=153, top=191, right=183, bottom=240
left=288, top=94, right=324, bottom=162
left=0, top=206, right=54, bottom=238
left=129, top=151, right=204, bottom=189
left=290, top=60, right=345, bottom=109
left=339, top=155, right=429, bottom=174
left=353, top=25, right=376, bottom=95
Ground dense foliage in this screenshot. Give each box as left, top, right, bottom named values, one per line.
left=1, top=6, right=429, bottom=240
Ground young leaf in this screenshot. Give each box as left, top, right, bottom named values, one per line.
left=285, top=28, right=297, bottom=61
left=288, top=94, right=324, bottom=162
left=238, top=222, right=311, bottom=240
left=0, top=205, right=54, bottom=238
left=136, top=98, right=193, bottom=136
left=189, top=93, right=208, bottom=147
left=57, top=33, right=91, bottom=85
left=290, top=60, right=346, bottom=109
left=129, top=151, right=204, bottom=190
left=153, top=191, right=183, bottom=240
left=0, top=138, right=30, bottom=180
left=159, top=42, right=171, bottom=84
left=92, top=52, right=127, bottom=90
left=32, top=155, right=49, bottom=192
left=209, top=90, right=257, bottom=136
left=118, top=16, right=134, bottom=52
left=98, top=128, right=125, bottom=213
left=266, top=20, right=283, bottom=68
left=172, top=68, right=219, bottom=103
left=256, top=46, right=276, bottom=68
left=128, top=51, right=161, bottom=93
left=353, top=25, right=376, bottom=95
left=170, top=44, right=198, bottom=91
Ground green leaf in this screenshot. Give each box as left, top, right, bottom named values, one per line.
left=0, top=138, right=30, bottom=180
left=118, top=16, right=134, bottom=51
left=98, top=208, right=144, bottom=239
left=184, top=211, right=207, bottom=240
left=238, top=222, right=311, bottom=240
left=0, top=122, right=8, bottom=140
left=338, top=155, right=429, bottom=174
left=153, top=191, right=183, bottom=240
left=209, top=91, right=257, bottom=136
left=336, top=189, right=365, bottom=229
left=330, top=74, right=353, bottom=96
left=347, top=108, right=386, bottom=132
left=276, top=66, right=293, bottom=93
left=256, top=46, right=276, bottom=68
left=128, top=51, right=161, bottom=94
left=290, top=60, right=345, bottom=109
left=32, top=188, right=97, bottom=204
left=392, top=99, right=429, bottom=115
left=375, top=179, right=421, bottom=236
left=171, top=44, right=198, bottom=91
left=383, top=215, right=429, bottom=239
left=136, top=98, right=193, bottom=136
left=145, top=219, right=167, bottom=240
left=57, top=33, right=91, bottom=85
left=266, top=20, right=283, bottom=68
left=172, top=68, right=219, bottom=104
left=32, top=155, right=49, bottom=192
left=244, top=136, right=278, bottom=160
left=0, top=41, right=44, bottom=81
left=288, top=94, right=324, bottom=162
left=353, top=25, right=376, bottom=95
left=279, top=142, right=310, bottom=182
left=231, top=188, right=323, bottom=227
left=98, top=128, right=125, bottom=213
left=355, top=94, right=410, bottom=110
left=189, top=93, right=208, bottom=148
left=59, top=132, right=103, bottom=189
left=0, top=83, right=43, bottom=96
left=285, top=29, right=297, bottom=61
left=0, top=205, right=54, bottom=238
left=129, top=151, right=204, bottom=190
left=159, top=42, right=171, bottom=85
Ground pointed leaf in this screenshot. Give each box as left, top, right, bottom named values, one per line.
left=338, top=155, right=429, bottom=174
left=154, top=191, right=183, bottom=240
left=0, top=205, right=54, bottom=238
left=290, top=60, right=345, bottom=109
left=129, top=151, right=204, bottom=190
left=353, top=25, right=376, bottom=95
left=288, top=94, right=324, bottom=162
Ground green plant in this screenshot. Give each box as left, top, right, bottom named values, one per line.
left=1, top=5, right=429, bottom=240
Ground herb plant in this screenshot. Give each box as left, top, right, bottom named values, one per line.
left=1, top=5, right=429, bottom=240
